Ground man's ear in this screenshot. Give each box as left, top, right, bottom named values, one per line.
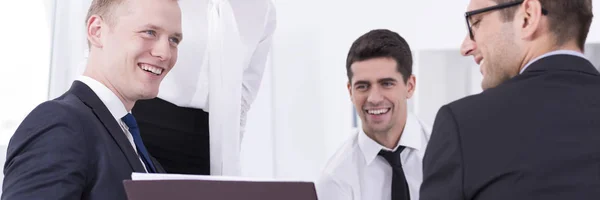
left=519, top=0, right=544, bottom=41
left=347, top=81, right=353, bottom=96
left=406, top=75, right=416, bottom=99
left=87, top=15, right=104, bottom=48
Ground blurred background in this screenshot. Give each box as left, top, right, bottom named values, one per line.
left=1, top=0, right=599, bottom=189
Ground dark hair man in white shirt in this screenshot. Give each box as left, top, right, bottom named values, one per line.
left=131, top=0, right=277, bottom=176
left=316, top=29, right=431, bottom=200
left=420, top=0, right=600, bottom=199
left=2, top=0, right=182, bottom=199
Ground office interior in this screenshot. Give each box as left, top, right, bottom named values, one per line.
left=1, top=0, right=599, bottom=192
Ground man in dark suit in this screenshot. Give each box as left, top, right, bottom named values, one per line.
left=421, top=0, right=599, bottom=199
left=2, top=0, right=183, bottom=199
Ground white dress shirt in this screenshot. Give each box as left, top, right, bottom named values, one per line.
left=519, top=50, right=588, bottom=74
left=77, top=76, right=148, bottom=172
left=155, top=0, right=277, bottom=175
left=316, top=112, right=431, bottom=200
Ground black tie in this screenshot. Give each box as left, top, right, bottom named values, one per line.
left=379, top=146, right=410, bottom=200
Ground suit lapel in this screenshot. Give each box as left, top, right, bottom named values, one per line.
left=68, top=81, right=146, bottom=172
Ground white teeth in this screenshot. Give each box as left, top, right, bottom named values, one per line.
left=367, top=108, right=390, bottom=115
left=139, top=64, right=163, bottom=75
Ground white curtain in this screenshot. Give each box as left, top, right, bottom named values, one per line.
left=48, top=0, right=92, bottom=99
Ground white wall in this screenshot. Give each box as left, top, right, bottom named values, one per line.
left=588, top=1, right=600, bottom=44
left=415, top=50, right=477, bottom=126
left=240, top=53, right=275, bottom=178
left=585, top=44, right=600, bottom=71
left=270, top=0, right=328, bottom=179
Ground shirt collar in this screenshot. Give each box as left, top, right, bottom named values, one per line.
left=520, top=50, right=587, bottom=74
left=358, top=112, right=424, bottom=165
left=76, top=75, right=129, bottom=120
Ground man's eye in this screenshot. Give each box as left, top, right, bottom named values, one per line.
left=144, top=30, right=157, bottom=36
left=471, top=20, right=481, bottom=27
left=169, top=37, right=180, bottom=44
left=356, top=85, right=367, bottom=90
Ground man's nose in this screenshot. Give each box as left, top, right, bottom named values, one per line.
left=460, top=35, right=477, bottom=56
left=367, top=87, right=384, bottom=104
left=151, top=38, right=172, bottom=62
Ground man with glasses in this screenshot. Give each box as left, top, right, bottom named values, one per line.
left=420, top=0, right=599, bottom=199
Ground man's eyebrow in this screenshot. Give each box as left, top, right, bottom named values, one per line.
left=378, top=78, right=398, bottom=83
left=353, top=80, right=370, bottom=85
left=142, top=23, right=162, bottom=31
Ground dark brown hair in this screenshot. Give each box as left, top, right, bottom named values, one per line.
left=493, top=0, right=593, bottom=49
left=346, top=29, right=413, bottom=82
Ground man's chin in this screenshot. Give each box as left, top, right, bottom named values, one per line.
left=364, top=124, right=391, bottom=134
left=481, top=81, right=491, bottom=90
left=137, top=89, right=159, bottom=100
left=482, top=75, right=512, bottom=90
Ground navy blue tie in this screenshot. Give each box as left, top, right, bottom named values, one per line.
left=121, top=113, right=157, bottom=173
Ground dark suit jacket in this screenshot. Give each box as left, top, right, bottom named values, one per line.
left=420, top=55, right=600, bottom=200
left=2, top=81, right=165, bottom=200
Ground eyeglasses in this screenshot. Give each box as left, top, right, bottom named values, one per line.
left=465, top=0, right=549, bottom=41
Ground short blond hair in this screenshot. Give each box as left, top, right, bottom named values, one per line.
left=85, top=0, right=126, bottom=48
left=85, top=0, right=125, bottom=26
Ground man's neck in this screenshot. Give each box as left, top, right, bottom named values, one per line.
left=518, top=41, right=582, bottom=73
left=83, top=62, right=135, bottom=112
left=373, top=132, right=401, bottom=150
left=367, top=123, right=406, bottom=150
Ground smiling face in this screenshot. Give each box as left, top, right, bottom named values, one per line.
left=86, top=0, right=182, bottom=108
left=348, top=57, right=415, bottom=138
left=461, top=0, right=522, bottom=90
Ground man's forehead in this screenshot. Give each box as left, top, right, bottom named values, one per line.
left=116, top=0, right=182, bottom=32
left=467, top=0, right=495, bottom=11
left=351, top=70, right=402, bottom=84
left=111, top=0, right=132, bottom=15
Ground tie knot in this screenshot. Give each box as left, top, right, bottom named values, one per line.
left=121, top=113, right=138, bottom=129
left=378, top=146, right=405, bottom=167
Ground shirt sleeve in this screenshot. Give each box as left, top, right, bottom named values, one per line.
left=315, top=173, right=354, bottom=200
left=240, top=0, right=277, bottom=138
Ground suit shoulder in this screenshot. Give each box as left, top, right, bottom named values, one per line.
left=445, top=92, right=484, bottom=109
left=28, top=96, right=88, bottom=125
left=444, top=86, right=511, bottom=116
left=11, top=95, right=90, bottom=144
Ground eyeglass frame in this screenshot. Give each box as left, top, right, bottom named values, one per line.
left=465, top=0, right=549, bottom=41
